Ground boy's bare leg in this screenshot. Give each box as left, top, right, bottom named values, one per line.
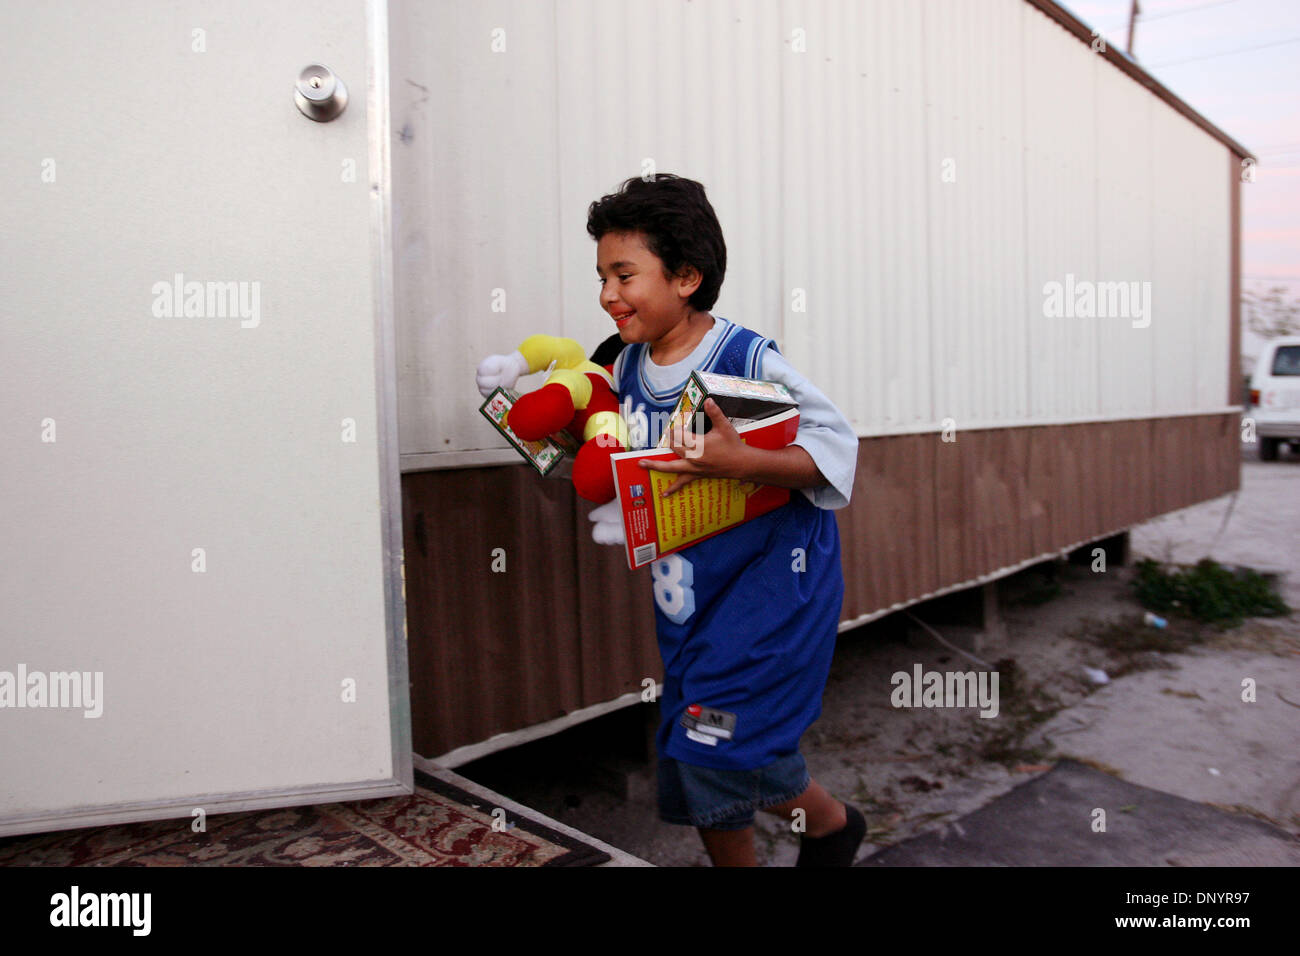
left=697, top=826, right=758, bottom=866
left=696, top=779, right=848, bottom=865
left=760, top=778, right=847, bottom=837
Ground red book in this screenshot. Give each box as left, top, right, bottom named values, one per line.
left=608, top=405, right=800, bottom=570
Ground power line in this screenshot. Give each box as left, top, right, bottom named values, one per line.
left=1146, top=34, right=1300, bottom=67
left=1096, top=0, right=1244, bottom=33
left=1139, top=0, right=1243, bottom=22
left=1255, top=149, right=1300, bottom=161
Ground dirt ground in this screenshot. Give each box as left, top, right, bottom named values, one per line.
left=457, top=446, right=1300, bottom=866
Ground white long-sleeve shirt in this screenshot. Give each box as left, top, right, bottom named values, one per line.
left=610, top=316, right=858, bottom=509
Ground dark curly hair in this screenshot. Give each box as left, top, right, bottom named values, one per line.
left=586, top=173, right=726, bottom=311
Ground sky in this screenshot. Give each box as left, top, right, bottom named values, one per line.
left=1058, top=0, right=1300, bottom=366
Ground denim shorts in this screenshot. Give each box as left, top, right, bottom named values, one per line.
left=657, top=751, right=812, bottom=830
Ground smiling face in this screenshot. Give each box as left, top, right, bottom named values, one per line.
left=596, top=230, right=703, bottom=349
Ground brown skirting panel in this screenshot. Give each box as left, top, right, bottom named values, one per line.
left=835, top=414, right=1239, bottom=625
left=404, top=413, right=1239, bottom=758
left=401, top=464, right=660, bottom=759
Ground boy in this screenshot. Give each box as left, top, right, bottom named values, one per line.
left=588, top=174, right=865, bottom=867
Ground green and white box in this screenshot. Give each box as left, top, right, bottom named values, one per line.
left=479, top=387, right=581, bottom=476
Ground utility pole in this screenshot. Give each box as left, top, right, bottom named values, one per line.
left=1126, top=0, right=1141, bottom=57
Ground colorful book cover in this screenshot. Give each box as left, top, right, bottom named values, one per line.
left=609, top=405, right=800, bottom=569
left=478, top=386, right=580, bottom=476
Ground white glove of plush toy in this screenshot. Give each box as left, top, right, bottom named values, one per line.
left=476, top=350, right=531, bottom=398
left=587, top=499, right=626, bottom=546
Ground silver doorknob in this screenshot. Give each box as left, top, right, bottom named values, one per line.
left=295, top=64, right=348, bottom=122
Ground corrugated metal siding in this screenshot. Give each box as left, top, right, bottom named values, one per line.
left=1093, top=54, right=1153, bottom=418
left=386, top=0, right=1245, bottom=757
left=402, top=463, right=659, bottom=759
left=553, top=0, right=785, bottom=368
left=408, top=413, right=1239, bottom=757
left=389, top=0, right=566, bottom=463
left=390, top=0, right=1237, bottom=467
left=921, top=0, right=1029, bottom=428
left=779, top=0, right=936, bottom=432
left=833, top=413, right=1239, bottom=627
left=1022, top=3, right=1099, bottom=423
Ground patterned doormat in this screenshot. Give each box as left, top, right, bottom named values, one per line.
left=0, top=769, right=610, bottom=867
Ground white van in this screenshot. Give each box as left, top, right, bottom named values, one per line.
left=1249, top=335, right=1300, bottom=460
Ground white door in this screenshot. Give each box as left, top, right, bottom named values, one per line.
left=0, top=0, right=410, bottom=836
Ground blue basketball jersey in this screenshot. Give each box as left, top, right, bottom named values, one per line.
left=616, top=317, right=845, bottom=772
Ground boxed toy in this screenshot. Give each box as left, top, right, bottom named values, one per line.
left=479, top=386, right=581, bottom=477
left=657, top=370, right=797, bottom=446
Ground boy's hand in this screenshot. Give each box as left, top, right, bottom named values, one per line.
left=640, top=399, right=752, bottom=496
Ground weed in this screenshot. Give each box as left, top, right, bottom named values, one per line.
left=910, top=810, right=955, bottom=825
left=1132, top=558, right=1289, bottom=629
left=1069, top=757, right=1125, bottom=778
left=1206, top=802, right=1288, bottom=829
left=1086, top=613, right=1206, bottom=656
left=977, top=657, right=1061, bottom=767
left=980, top=728, right=1051, bottom=768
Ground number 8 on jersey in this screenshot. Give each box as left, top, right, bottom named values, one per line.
left=651, top=554, right=696, bottom=624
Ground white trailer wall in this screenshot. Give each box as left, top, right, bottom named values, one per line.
left=392, top=0, right=1235, bottom=471
left=0, top=0, right=410, bottom=836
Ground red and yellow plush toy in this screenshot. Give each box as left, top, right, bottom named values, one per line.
left=476, top=334, right=629, bottom=504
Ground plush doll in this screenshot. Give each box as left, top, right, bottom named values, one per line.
left=476, top=334, right=630, bottom=506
